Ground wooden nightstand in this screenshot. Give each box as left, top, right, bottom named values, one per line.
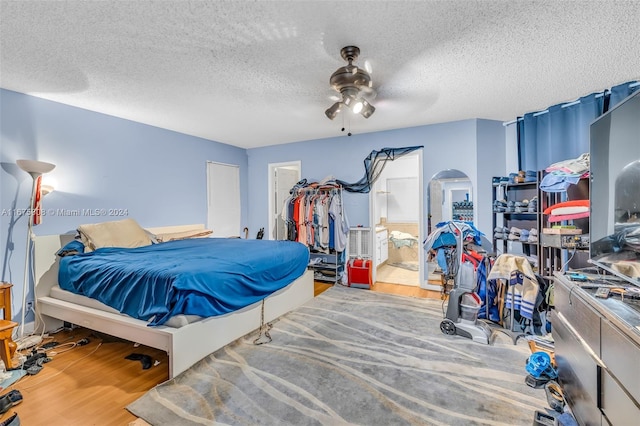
left=0, top=282, right=12, bottom=321
left=0, top=282, right=17, bottom=369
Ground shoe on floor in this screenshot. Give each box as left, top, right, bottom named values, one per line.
left=0, top=390, right=22, bottom=415
left=0, top=412, right=20, bottom=426
left=545, top=380, right=565, bottom=413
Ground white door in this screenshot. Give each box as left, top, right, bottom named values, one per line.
left=207, top=161, right=240, bottom=238
left=268, top=162, right=301, bottom=240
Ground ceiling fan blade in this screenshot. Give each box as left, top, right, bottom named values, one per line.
left=363, top=58, right=373, bottom=75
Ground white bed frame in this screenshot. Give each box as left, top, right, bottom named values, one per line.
left=33, top=225, right=314, bottom=379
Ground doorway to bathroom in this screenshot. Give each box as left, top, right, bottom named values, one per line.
left=369, top=151, right=423, bottom=286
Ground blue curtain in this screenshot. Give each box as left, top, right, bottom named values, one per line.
left=517, top=80, right=638, bottom=171
left=518, top=94, right=604, bottom=171
left=608, top=80, right=640, bottom=110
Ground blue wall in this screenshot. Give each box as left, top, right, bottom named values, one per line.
left=477, top=119, right=508, bottom=248
left=1, top=89, right=248, bottom=323
left=247, top=119, right=504, bottom=235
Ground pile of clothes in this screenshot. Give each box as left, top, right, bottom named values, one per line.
left=493, top=196, right=538, bottom=213
left=539, top=153, right=589, bottom=193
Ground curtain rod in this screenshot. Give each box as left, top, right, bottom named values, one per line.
left=502, top=81, right=640, bottom=127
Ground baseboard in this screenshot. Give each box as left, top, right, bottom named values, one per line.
left=420, top=283, right=441, bottom=291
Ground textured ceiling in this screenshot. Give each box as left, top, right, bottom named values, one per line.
left=1, top=1, right=639, bottom=149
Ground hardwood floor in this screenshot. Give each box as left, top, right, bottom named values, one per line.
left=2, top=329, right=168, bottom=425
left=315, top=280, right=443, bottom=299
left=2, top=280, right=442, bottom=425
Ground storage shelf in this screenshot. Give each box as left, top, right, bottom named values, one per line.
left=495, top=212, right=540, bottom=217
left=492, top=181, right=537, bottom=188
left=492, top=173, right=541, bottom=265
left=308, top=251, right=344, bottom=284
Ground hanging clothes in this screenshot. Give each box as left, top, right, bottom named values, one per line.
left=487, top=254, right=539, bottom=320
left=282, top=180, right=348, bottom=253
left=328, top=191, right=348, bottom=252
left=476, top=257, right=500, bottom=322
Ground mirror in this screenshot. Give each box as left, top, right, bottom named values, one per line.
left=427, top=169, right=473, bottom=233
left=426, top=169, right=473, bottom=287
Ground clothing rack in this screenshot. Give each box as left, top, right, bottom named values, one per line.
left=483, top=254, right=539, bottom=344
left=283, top=180, right=349, bottom=284
left=490, top=279, right=526, bottom=344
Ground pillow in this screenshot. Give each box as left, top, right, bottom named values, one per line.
left=551, top=206, right=589, bottom=216
left=77, top=218, right=153, bottom=252
left=156, top=229, right=213, bottom=242
left=56, top=239, right=85, bottom=257
left=543, top=199, right=589, bottom=215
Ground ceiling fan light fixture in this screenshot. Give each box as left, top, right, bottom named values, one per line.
left=359, top=99, right=375, bottom=118
left=351, top=99, right=364, bottom=114
left=325, top=102, right=342, bottom=120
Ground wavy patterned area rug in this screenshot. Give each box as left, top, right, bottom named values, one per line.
left=128, top=286, right=547, bottom=425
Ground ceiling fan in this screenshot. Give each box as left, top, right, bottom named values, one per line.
left=325, top=46, right=376, bottom=120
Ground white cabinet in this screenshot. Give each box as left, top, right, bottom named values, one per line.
left=376, top=229, right=388, bottom=265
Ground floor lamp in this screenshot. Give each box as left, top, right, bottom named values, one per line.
left=16, top=159, right=56, bottom=341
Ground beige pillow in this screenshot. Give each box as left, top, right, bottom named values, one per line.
left=78, top=218, right=153, bottom=252
left=156, top=229, right=213, bottom=243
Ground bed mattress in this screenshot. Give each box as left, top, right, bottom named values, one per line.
left=58, top=238, right=310, bottom=326
left=49, top=285, right=200, bottom=328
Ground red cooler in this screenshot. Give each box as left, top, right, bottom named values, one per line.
left=348, top=258, right=372, bottom=289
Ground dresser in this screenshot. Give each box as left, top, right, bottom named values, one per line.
left=553, top=273, right=640, bottom=425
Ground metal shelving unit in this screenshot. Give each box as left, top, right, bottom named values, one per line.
left=308, top=251, right=345, bottom=283
left=491, top=174, right=542, bottom=266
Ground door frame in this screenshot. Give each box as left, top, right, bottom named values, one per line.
left=368, top=150, right=424, bottom=286
left=267, top=161, right=301, bottom=241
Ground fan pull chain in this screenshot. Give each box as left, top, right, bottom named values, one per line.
left=340, top=114, right=353, bottom=136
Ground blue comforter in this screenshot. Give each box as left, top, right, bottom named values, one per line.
left=58, top=238, right=310, bottom=326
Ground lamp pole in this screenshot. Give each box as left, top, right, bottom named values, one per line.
left=19, top=174, right=38, bottom=338
left=16, top=159, right=55, bottom=341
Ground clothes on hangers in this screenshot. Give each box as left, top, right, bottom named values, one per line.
left=487, top=254, right=539, bottom=320
left=281, top=180, right=349, bottom=253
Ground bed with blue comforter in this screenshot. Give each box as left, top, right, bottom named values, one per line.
left=58, top=238, right=309, bottom=326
